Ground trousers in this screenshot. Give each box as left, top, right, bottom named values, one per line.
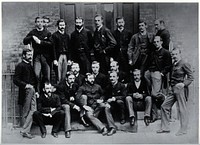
left=58, top=54, right=68, bottom=82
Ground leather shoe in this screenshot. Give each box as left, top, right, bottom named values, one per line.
left=51, top=132, right=58, bottom=138
left=101, top=127, right=108, bottom=136
left=144, top=116, right=150, bottom=126
left=156, top=129, right=170, bottom=134
left=81, top=117, right=90, bottom=127
left=107, top=128, right=116, bottom=136
left=41, top=132, right=46, bottom=138
left=130, top=117, right=135, bottom=126
left=120, top=119, right=126, bottom=124
left=65, top=131, right=71, bottom=138
left=20, top=131, right=34, bottom=139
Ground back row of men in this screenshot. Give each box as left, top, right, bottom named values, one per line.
left=14, top=14, right=193, bottom=139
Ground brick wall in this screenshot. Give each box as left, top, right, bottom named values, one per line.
left=2, top=2, right=60, bottom=72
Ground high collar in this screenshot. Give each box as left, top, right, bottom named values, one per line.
left=58, top=30, right=65, bottom=34
left=23, top=59, right=30, bottom=64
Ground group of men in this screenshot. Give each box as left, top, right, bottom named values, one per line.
left=13, top=14, right=194, bottom=139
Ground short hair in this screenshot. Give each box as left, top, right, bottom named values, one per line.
left=110, top=60, right=119, bottom=66
left=56, top=19, right=65, bottom=26
left=75, top=17, right=84, bottom=22
left=42, top=80, right=51, bottom=89
left=171, top=47, right=181, bottom=54
left=85, top=73, right=94, bottom=79
left=116, top=17, right=124, bottom=23
left=42, top=16, right=50, bottom=22
left=138, top=19, right=147, bottom=25
left=92, top=61, right=100, bottom=66
left=94, top=14, right=103, bottom=20
left=22, top=48, right=32, bottom=56
left=109, top=71, right=119, bottom=77
left=133, top=69, right=141, bottom=74
left=156, top=18, right=165, bottom=25
left=66, top=71, right=75, bottom=78
left=35, top=16, right=42, bottom=23
left=71, top=62, right=79, bottom=67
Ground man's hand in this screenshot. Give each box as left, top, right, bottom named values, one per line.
left=50, top=108, right=56, bottom=112
left=83, top=105, right=93, bottom=112
left=105, top=103, right=111, bottom=108
left=35, top=92, right=39, bottom=98
left=70, top=97, right=75, bottom=101
left=25, top=84, right=34, bottom=89
left=175, top=83, right=185, bottom=89
left=32, top=36, right=41, bottom=44
left=53, top=60, right=58, bottom=66
left=73, top=105, right=80, bottom=112
left=133, top=92, right=141, bottom=99
left=129, top=60, right=133, bottom=66
left=67, top=60, right=73, bottom=66
left=96, top=99, right=103, bottom=104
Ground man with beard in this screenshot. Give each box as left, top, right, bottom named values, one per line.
left=112, top=17, right=132, bottom=73
left=70, top=17, right=93, bottom=74
left=93, top=14, right=117, bottom=74
left=33, top=82, right=65, bottom=138
left=157, top=48, right=193, bottom=136
left=91, top=61, right=108, bottom=92
left=105, top=71, right=126, bottom=125
left=154, top=19, right=170, bottom=50
left=23, top=16, right=52, bottom=94
left=71, top=63, right=85, bottom=87
left=13, top=48, right=38, bottom=139
left=55, top=71, right=80, bottom=138
left=76, top=73, right=110, bottom=136
left=145, top=36, right=172, bottom=122
left=127, top=20, right=154, bottom=74
left=126, top=69, right=152, bottom=126
left=52, top=19, right=71, bottom=82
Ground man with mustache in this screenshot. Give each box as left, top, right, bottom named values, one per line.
left=52, top=19, right=71, bottom=83
left=127, top=20, right=154, bottom=75
left=33, top=82, right=65, bottom=138
left=70, top=17, right=93, bottom=74
left=13, top=48, right=38, bottom=139
left=112, top=17, right=132, bottom=74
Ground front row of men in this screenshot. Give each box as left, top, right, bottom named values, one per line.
left=14, top=47, right=193, bottom=139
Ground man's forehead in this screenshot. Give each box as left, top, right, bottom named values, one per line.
left=45, top=84, right=52, bottom=87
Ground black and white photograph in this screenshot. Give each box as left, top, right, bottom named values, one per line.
left=1, top=2, right=198, bottom=144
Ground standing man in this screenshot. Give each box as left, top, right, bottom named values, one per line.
left=13, top=48, right=38, bottom=139
left=52, top=19, right=71, bottom=82
left=127, top=20, right=154, bottom=74
left=154, top=19, right=170, bottom=50
left=145, top=36, right=172, bottom=122
left=33, top=82, right=65, bottom=138
left=93, top=14, right=117, bottom=74
left=157, top=48, right=193, bottom=136
left=42, top=16, right=50, bottom=30
left=112, top=17, right=132, bottom=73
left=55, top=71, right=80, bottom=138
left=126, top=69, right=152, bottom=126
left=23, top=16, right=52, bottom=94
left=70, top=17, right=93, bottom=74
left=105, top=71, right=126, bottom=125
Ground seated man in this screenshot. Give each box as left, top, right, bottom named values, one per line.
left=157, top=48, right=194, bottom=136
left=33, top=82, right=65, bottom=138
left=71, top=62, right=85, bottom=87
left=126, top=69, right=152, bottom=126
left=76, top=73, right=117, bottom=136
left=105, top=71, right=126, bottom=124
left=55, top=71, right=81, bottom=138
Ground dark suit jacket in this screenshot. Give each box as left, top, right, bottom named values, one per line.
left=75, top=74, right=85, bottom=87
left=156, top=29, right=170, bottom=50
left=23, top=28, right=53, bottom=63
left=37, top=93, right=62, bottom=116
left=70, top=28, right=93, bottom=62
left=93, top=26, right=117, bottom=57
left=126, top=78, right=149, bottom=99
left=13, top=61, right=37, bottom=105
left=55, top=80, right=79, bottom=108
left=105, top=82, right=126, bottom=100
left=94, top=73, right=108, bottom=91
left=112, top=29, right=132, bottom=60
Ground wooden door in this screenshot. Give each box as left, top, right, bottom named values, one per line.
left=60, top=3, right=139, bottom=34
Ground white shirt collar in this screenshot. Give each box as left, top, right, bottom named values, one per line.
left=76, top=27, right=84, bottom=33
left=97, top=25, right=103, bottom=31
left=117, top=27, right=124, bottom=32
left=135, top=80, right=141, bottom=89
left=58, top=30, right=65, bottom=34
left=23, top=59, right=30, bottom=64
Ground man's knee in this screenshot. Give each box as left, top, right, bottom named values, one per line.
left=126, top=96, right=133, bottom=103
left=81, top=95, right=87, bottom=101
left=116, top=99, right=124, bottom=105
left=62, top=104, right=70, bottom=111
left=145, top=96, right=152, bottom=103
